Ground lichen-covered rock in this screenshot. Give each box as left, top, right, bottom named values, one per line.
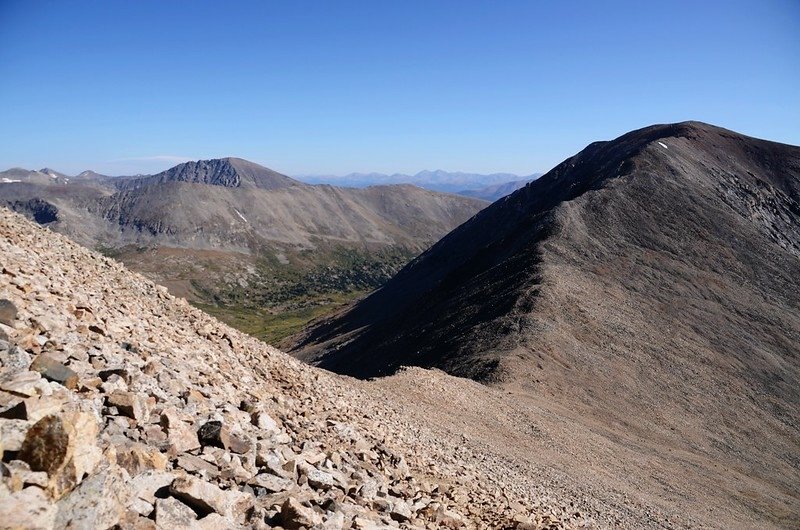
left=18, top=415, right=70, bottom=475
left=155, top=496, right=198, bottom=527
left=54, top=465, right=129, bottom=529
left=0, top=418, right=33, bottom=453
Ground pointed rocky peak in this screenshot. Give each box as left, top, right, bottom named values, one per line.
left=38, top=168, right=68, bottom=178
left=148, top=157, right=302, bottom=190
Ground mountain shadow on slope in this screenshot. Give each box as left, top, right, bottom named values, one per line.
left=288, top=121, right=800, bottom=382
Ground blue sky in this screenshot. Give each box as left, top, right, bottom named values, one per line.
left=1, top=0, right=798, bottom=176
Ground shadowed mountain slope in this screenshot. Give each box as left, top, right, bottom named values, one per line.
left=457, top=177, right=538, bottom=202
left=289, top=122, right=800, bottom=525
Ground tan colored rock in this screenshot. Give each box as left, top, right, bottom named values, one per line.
left=155, top=496, right=198, bottom=528
left=0, top=418, right=33, bottom=452
left=280, top=497, right=323, bottom=530
left=170, top=475, right=252, bottom=519
left=0, top=486, right=57, bottom=530
left=129, top=470, right=176, bottom=504
left=4, top=460, right=49, bottom=491
left=161, top=407, right=201, bottom=455
left=62, top=409, right=102, bottom=484
left=18, top=395, right=66, bottom=422
left=0, top=371, right=42, bottom=397
left=106, top=391, right=149, bottom=422
left=54, top=465, right=129, bottom=530
left=195, top=512, right=235, bottom=530
left=252, top=410, right=278, bottom=433
left=176, top=454, right=219, bottom=478
left=116, top=442, right=168, bottom=475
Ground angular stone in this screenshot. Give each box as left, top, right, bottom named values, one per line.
left=5, top=460, right=49, bottom=490
left=197, top=420, right=251, bottom=454
left=161, top=407, right=201, bottom=454
left=62, top=410, right=102, bottom=484
left=177, top=454, right=220, bottom=478
left=280, top=497, right=322, bottom=530
left=155, top=496, right=198, bottom=527
left=0, top=486, right=57, bottom=529
left=0, top=418, right=33, bottom=452
left=195, top=513, right=234, bottom=530
left=249, top=473, right=294, bottom=493
left=29, top=354, right=79, bottom=389
left=19, top=395, right=66, bottom=422
left=129, top=470, right=176, bottom=504
left=255, top=446, right=292, bottom=478
left=116, top=442, right=168, bottom=475
left=18, top=415, right=69, bottom=474
left=0, top=299, right=18, bottom=326
left=0, top=370, right=42, bottom=397
left=106, top=391, right=148, bottom=421
left=222, top=429, right=252, bottom=455
left=252, top=410, right=278, bottom=433
left=170, top=474, right=252, bottom=519
left=323, top=512, right=345, bottom=530
left=390, top=500, right=413, bottom=522
left=130, top=497, right=155, bottom=517
left=0, top=344, right=31, bottom=376
left=197, top=420, right=224, bottom=448
left=54, top=465, right=129, bottom=529
left=306, top=467, right=337, bottom=490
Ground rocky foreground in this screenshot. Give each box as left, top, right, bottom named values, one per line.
left=0, top=208, right=584, bottom=529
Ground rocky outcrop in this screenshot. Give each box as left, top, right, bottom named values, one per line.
left=0, top=209, right=575, bottom=529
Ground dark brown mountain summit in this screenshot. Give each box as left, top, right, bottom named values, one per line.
left=118, top=157, right=301, bottom=190
left=289, top=122, right=800, bottom=526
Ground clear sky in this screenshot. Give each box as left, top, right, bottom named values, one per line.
left=1, top=0, right=798, bottom=176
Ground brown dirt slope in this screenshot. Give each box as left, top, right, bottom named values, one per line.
left=289, top=121, right=800, bottom=527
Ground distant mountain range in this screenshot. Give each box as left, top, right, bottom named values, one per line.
left=297, top=170, right=542, bottom=196
left=0, top=158, right=486, bottom=341
left=456, top=178, right=536, bottom=202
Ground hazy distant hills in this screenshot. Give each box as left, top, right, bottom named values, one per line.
left=0, top=158, right=486, bottom=340
left=289, top=122, right=800, bottom=524
left=298, top=169, right=542, bottom=196
left=456, top=178, right=536, bottom=201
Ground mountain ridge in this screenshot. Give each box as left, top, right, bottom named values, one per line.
left=287, top=121, right=800, bottom=526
